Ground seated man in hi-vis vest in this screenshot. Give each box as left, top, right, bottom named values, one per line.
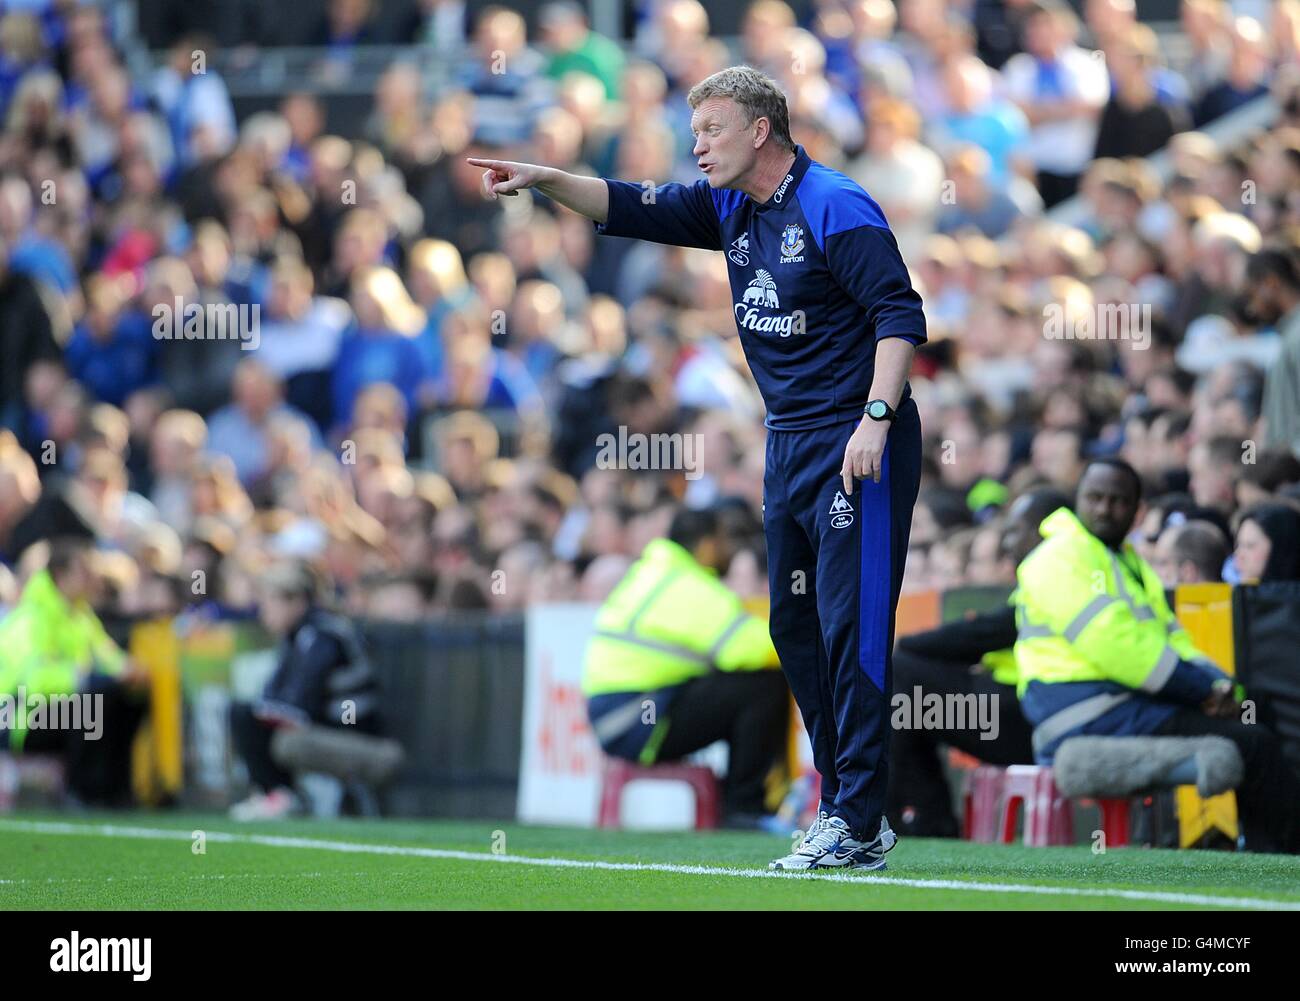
left=1015, top=458, right=1300, bottom=853
left=0, top=537, right=148, bottom=806
left=582, top=505, right=788, bottom=827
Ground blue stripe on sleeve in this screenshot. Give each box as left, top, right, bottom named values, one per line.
left=797, top=163, right=891, bottom=253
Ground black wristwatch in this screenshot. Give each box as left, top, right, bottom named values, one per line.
left=863, top=399, right=896, bottom=423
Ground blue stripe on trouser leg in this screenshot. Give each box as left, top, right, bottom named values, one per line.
left=806, top=420, right=893, bottom=838
left=764, top=428, right=840, bottom=814
left=763, top=402, right=922, bottom=840
left=858, top=444, right=891, bottom=692
left=869, top=399, right=923, bottom=833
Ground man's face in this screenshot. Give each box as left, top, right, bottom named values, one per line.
left=1244, top=273, right=1283, bottom=327
left=269, top=272, right=307, bottom=320
left=1151, top=527, right=1183, bottom=588
left=57, top=554, right=93, bottom=603
left=1188, top=444, right=1233, bottom=510
left=967, top=526, right=1008, bottom=584
left=939, top=421, right=983, bottom=487
left=1001, top=500, right=1051, bottom=567
left=1024, top=11, right=1059, bottom=59
left=234, top=364, right=278, bottom=419
left=1076, top=465, right=1140, bottom=548
left=691, top=98, right=759, bottom=189
left=692, top=530, right=731, bottom=575
left=1108, top=43, right=1143, bottom=85
left=1133, top=506, right=1165, bottom=562
left=259, top=588, right=308, bottom=635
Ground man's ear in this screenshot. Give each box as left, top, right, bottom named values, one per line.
left=753, top=116, right=770, bottom=148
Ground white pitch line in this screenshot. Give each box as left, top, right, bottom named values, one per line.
left=2, top=819, right=1297, bottom=910
left=0, top=872, right=370, bottom=885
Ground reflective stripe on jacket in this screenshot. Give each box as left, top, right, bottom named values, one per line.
left=582, top=539, right=779, bottom=699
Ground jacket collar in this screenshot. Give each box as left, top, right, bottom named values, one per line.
left=645, top=538, right=695, bottom=566
left=285, top=605, right=319, bottom=644
left=754, top=144, right=812, bottom=211
left=1039, top=506, right=1140, bottom=563
left=1038, top=506, right=1080, bottom=540
left=22, top=569, right=75, bottom=616
left=643, top=538, right=715, bottom=576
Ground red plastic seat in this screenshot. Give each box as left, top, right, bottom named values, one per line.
left=962, top=765, right=1007, bottom=843
left=1096, top=797, right=1131, bottom=847
left=963, top=764, right=1138, bottom=848
left=597, top=758, right=721, bottom=830
left=998, top=764, right=1074, bottom=846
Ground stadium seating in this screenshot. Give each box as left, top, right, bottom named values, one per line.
left=961, top=765, right=1007, bottom=843
left=975, top=767, right=1142, bottom=850
left=964, top=736, right=1243, bottom=848
left=996, top=765, right=1075, bottom=847
left=597, top=758, right=720, bottom=831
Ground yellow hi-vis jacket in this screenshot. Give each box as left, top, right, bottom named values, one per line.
left=0, top=569, right=127, bottom=750
left=1013, top=508, right=1229, bottom=761
left=582, top=538, right=779, bottom=698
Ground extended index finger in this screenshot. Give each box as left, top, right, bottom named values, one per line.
left=465, top=157, right=503, bottom=168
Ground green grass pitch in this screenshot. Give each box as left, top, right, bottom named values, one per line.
left=2, top=812, right=1298, bottom=910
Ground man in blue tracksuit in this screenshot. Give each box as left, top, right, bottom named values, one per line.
left=470, top=65, right=925, bottom=871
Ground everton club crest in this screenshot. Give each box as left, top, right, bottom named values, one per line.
left=779, top=223, right=805, bottom=264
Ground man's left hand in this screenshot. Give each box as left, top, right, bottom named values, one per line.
left=841, top=418, right=889, bottom=495
left=1200, top=688, right=1240, bottom=719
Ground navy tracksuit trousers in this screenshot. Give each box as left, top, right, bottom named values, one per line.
left=764, top=396, right=923, bottom=840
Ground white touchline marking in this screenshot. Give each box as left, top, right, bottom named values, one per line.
left=2, top=819, right=1297, bottom=910
left=0, top=871, right=368, bottom=885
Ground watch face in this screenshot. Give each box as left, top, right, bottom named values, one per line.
left=868, top=401, right=888, bottom=419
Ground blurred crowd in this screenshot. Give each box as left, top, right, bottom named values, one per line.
left=2, top=0, right=1300, bottom=634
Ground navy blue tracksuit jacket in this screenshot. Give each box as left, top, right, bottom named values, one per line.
left=595, top=144, right=926, bottom=839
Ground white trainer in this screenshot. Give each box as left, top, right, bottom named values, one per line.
left=768, top=812, right=841, bottom=871
left=814, top=816, right=898, bottom=871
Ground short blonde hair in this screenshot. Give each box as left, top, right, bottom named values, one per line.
left=687, top=65, right=794, bottom=151
left=408, top=238, right=467, bottom=297
left=352, top=265, right=426, bottom=336
left=156, top=409, right=208, bottom=450
left=1193, top=212, right=1262, bottom=254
